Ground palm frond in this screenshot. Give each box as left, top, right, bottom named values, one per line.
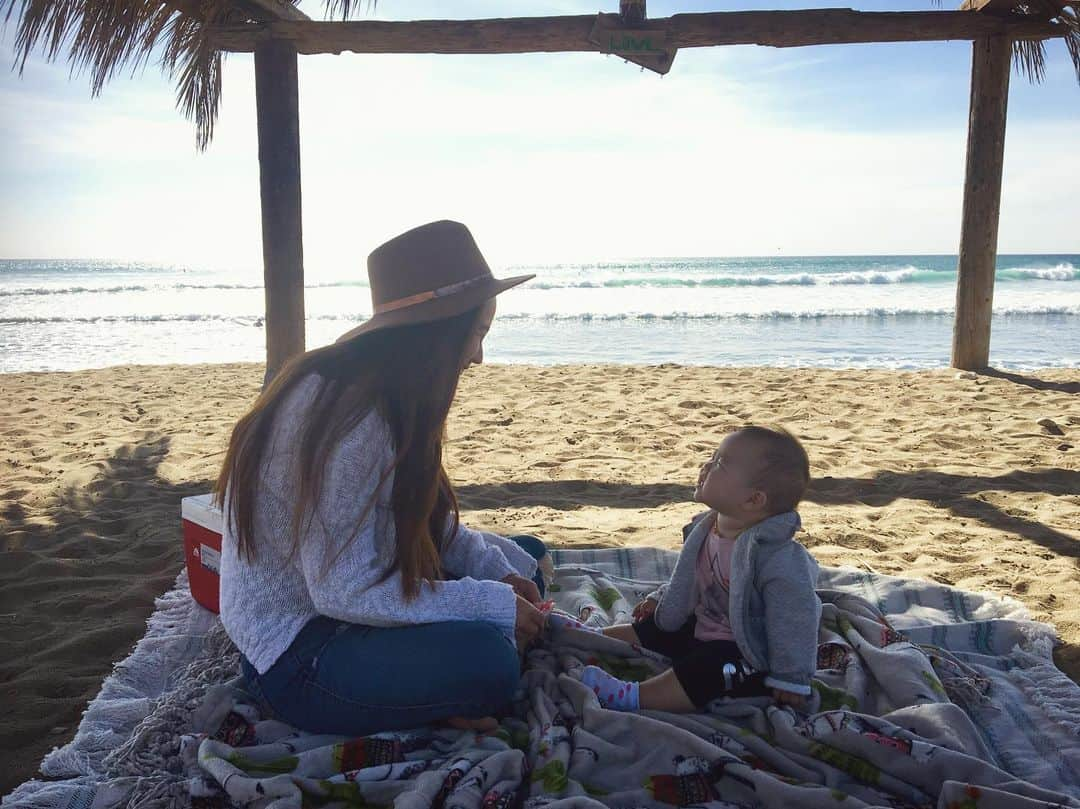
left=160, top=1, right=236, bottom=150
left=1055, top=3, right=1080, bottom=80
left=1006, top=2, right=1080, bottom=83
left=937, top=1, right=1080, bottom=84
left=2, top=0, right=244, bottom=149
left=322, top=0, right=374, bottom=23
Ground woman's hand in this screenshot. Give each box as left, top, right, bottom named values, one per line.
left=632, top=597, right=658, bottom=622
left=772, top=688, right=806, bottom=707
left=502, top=573, right=542, bottom=605
left=515, top=594, right=545, bottom=649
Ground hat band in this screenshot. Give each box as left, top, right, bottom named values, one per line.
left=373, top=273, right=491, bottom=315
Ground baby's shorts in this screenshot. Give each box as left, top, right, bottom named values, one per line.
left=633, top=614, right=770, bottom=707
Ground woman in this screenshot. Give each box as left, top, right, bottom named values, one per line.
left=216, top=220, right=547, bottom=736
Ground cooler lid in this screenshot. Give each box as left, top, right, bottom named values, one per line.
left=182, top=492, right=223, bottom=533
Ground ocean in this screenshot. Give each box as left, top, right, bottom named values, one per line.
left=2, top=255, right=1078, bottom=373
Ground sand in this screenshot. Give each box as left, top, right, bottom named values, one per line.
left=1, top=362, right=1077, bottom=793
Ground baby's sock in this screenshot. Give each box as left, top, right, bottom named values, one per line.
left=547, top=612, right=604, bottom=634
left=581, top=665, right=639, bottom=711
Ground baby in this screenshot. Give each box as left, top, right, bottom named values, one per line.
left=565, top=425, right=821, bottom=713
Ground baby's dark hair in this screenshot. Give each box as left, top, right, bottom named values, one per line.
left=736, top=425, right=810, bottom=515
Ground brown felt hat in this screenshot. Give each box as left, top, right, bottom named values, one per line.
left=336, top=220, right=533, bottom=343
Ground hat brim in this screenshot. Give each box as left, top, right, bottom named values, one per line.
left=336, top=273, right=534, bottom=344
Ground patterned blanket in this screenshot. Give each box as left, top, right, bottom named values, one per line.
left=5, top=549, right=1080, bottom=809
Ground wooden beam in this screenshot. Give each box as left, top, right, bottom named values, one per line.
left=235, top=0, right=310, bottom=23
left=160, top=0, right=308, bottom=23
left=960, top=0, right=1015, bottom=12
left=952, top=35, right=1012, bottom=371
left=254, top=39, right=306, bottom=385
left=207, top=10, right=1064, bottom=55
left=961, top=0, right=1064, bottom=18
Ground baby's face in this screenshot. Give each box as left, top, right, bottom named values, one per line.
left=694, top=432, right=763, bottom=516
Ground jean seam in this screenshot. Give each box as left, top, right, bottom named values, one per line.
left=304, top=675, right=507, bottom=713
left=306, top=621, right=349, bottom=670
left=288, top=634, right=335, bottom=672
left=245, top=670, right=283, bottom=719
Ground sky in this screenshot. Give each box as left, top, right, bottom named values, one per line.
left=1, top=0, right=1078, bottom=274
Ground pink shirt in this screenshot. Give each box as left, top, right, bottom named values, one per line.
left=693, top=525, right=737, bottom=642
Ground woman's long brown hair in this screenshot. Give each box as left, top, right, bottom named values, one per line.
left=214, top=306, right=482, bottom=599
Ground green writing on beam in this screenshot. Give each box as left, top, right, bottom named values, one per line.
left=608, top=34, right=661, bottom=54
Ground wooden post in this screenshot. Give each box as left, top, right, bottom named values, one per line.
left=254, top=38, right=305, bottom=386
left=620, top=0, right=646, bottom=24
left=952, top=35, right=1011, bottom=370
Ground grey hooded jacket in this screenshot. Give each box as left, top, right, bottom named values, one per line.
left=648, top=510, right=821, bottom=695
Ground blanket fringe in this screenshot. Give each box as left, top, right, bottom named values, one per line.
left=1004, top=645, right=1080, bottom=737
left=103, top=622, right=239, bottom=782
left=41, top=570, right=213, bottom=779
left=121, top=777, right=197, bottom=809
left=1, top=779, right=99, bottom=809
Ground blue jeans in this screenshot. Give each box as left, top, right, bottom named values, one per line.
left=240, top=535, right=547, bottom=736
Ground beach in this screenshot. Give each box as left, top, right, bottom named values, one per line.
left=1, top=361, right=1078, bottom=793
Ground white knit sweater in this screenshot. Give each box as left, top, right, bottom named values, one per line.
left=219, top=374, right=536, bottom=674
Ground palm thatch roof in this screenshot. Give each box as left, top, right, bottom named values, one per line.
left=946, top=1, right=1080, bottom=81
left=1004, top=2, right=1080, bottom=81
left=4, top=0, right=1079, bottom=150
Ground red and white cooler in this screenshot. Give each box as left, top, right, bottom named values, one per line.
left=181, top=493, right=223, bottom=613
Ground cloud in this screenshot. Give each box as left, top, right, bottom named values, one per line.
left=1, top=1, right=1077, bottom=266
